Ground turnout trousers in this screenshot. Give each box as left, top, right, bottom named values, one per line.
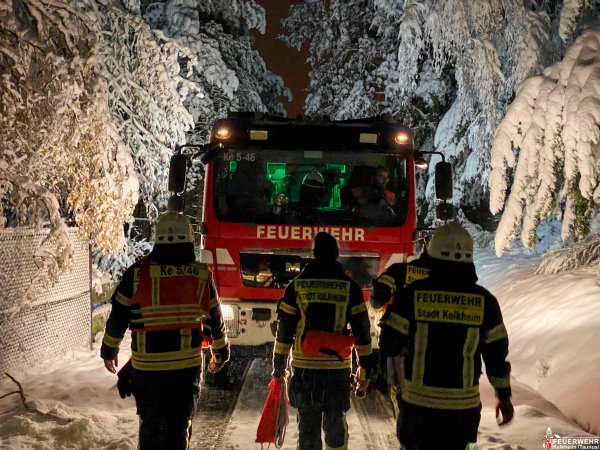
left=397, top=399, right=481, bottom=450
left=289, top=368, right=351, bottom=450
left=131, top=366, right=201, bottom=450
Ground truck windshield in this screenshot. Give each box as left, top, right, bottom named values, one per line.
left=213, top=149, right=409, bottom=227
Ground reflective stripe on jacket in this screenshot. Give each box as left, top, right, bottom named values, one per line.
left=129, top=257, right=211, bottom=371
left=370, top=253, right=431, bottom=310
left=130, top=258, right=211, bottom=331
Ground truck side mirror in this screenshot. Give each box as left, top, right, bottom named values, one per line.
left=435, top=161, right=453, bottom=201
left=168, top=154, right=188, bottom=193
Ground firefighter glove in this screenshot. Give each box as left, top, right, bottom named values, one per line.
left=208, top=345, right=229, bottom=374
left=496, top=398, right=514, bottom=426
left=116, top=360, right=133, bottom=399
left=354, top=367, right=369, bottom=400
left=214, top=345, right=230, bottom=364
left=358, top=353, right=377, bottom=380
left=272, top=353, right=288, bottom=378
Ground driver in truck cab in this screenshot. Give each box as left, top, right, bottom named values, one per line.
left=352, top=166, right=396, bottom=208
left=345, top=166, right=398, bottom=225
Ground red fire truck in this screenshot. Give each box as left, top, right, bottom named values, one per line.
left=169, top=112, right=452, bottom=347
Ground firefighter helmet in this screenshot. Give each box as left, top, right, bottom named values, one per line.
left=428, top=222, right=473, bottom=263
left=302, top=172, right=324, bottom=188
left=155, top=211, right=193, bottom=244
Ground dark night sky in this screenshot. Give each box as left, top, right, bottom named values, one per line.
left=252, top=0, right=309, bottom=118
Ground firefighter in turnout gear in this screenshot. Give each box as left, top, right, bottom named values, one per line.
left=379, top=222, right=514, bottom=450
left=370, top=249, right=431, bottom=311
left=272, top=232, right=376, bottom=450
left=101, top=212, right=230, bottom=450
left=369, top=248, right=432, bottom=418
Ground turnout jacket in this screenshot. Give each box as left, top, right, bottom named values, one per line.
left=274, top=259, right=373, bottom=370
left=101, top=244, right=228, bottom=371
left=379, top=259, right=511, bottom=409
left=370, top=252, right=431, bottom=310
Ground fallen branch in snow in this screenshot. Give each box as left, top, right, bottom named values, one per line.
left=0, top=372, right=30, bottom=415
left=1, top=372, right=74, bottom=424
left=536, top=234, right=600, bottom=275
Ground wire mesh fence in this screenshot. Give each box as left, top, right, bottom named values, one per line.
left=0, top=228, right=91, bottom=375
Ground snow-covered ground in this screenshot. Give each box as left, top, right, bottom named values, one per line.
left=0, top=245, right=599, bottom=449
left=473, top=246, right=600, bottom=449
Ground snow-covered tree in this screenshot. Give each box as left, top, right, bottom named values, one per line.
left=0, top=0, right=194, bottom=286
left=95, top=3, right=196, bottom=213
left=559, top=0, right=600, bottom=41
left=144, top=0, right=289, bottom=126
left=0, top=0, right=141, bottom=287
left=490, top=25, right=600, bottom=256
left=0, top=1, right=197, bottom=249
left=282, top=0, right=565, bottom=226
left=416, top=1, right=557, bottom=225
left=282, top=0, right=383, bottom=120
left=536, top=233, right=600, bottom=275
left=1, top=0, right=289, bottom=285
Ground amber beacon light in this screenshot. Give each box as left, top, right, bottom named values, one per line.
left=215, top=127, right=231, bottom=140
left=394, top=131, right=410, bottom=145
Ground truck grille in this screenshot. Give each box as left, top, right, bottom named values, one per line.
left=240, top=249, right=379, bottom=289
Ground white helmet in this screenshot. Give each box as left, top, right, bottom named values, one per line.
left=428, top=222, right=473, bottom=263
left=302, top=172, right=324, bottom=188
left=155, top=212, right=193, bottom=245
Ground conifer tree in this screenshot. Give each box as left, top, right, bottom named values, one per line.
left=283, top=0, right=599, bottom=240
left=490, top=25, right=600, bottom=255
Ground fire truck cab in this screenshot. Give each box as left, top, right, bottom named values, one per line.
left=168, top=112, right=453, bottom=347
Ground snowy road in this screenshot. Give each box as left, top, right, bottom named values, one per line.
left=216, top=358, right=397, bottom=450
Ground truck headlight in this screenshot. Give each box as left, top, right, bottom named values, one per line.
left=220, top=304, right=235, bottom=321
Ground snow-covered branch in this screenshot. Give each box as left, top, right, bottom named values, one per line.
left=490, top=25, right=600, bottom=256
left=2, top=0, right=290, bottom=287
left=0, top=0, right=191, bottom=281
